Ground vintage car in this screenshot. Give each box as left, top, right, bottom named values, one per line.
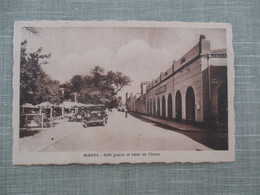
left=68, top=107, right=84, bottom=122
left=82, top=104, right=107, bottom=127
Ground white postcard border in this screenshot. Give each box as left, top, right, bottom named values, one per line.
left=13, top=21, right=235, bottom=165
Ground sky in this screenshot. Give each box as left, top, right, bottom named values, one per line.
left=21, top=26, right=226, bottom=101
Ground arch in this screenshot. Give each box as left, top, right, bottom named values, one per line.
left=157, top=97, right=160, bottom=116
left=148, top=99, right=150, bottom=115
left=147, top=99, right=149, bottom=115
left=162, top=95, right=166, bottom=118
left=149, top=99, right=152, bottom=115
left=150, top=99, right=152, bottom=115
left=186, top=86, right=195, bottom=123
left=167, top=93, right=173, bottom=119
left=153, top=98, right=156, bottom=116
left=175, top=90, right=182, bottom=121
left=218, top=82, right=228, bottom=128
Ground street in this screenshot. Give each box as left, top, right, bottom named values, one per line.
left=19, top=110, right=211, bottom=152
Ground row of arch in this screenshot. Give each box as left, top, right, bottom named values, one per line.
left=147, top=86, right=195, bottom=122
left=146, top=82, right=228, bottom=126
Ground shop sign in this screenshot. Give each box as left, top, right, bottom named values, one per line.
left=155, top=85, right=167, bottom=95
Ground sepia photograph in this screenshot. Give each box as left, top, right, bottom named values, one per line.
left=13, top=21, right=235, bottom=165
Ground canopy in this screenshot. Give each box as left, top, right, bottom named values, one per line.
left=61, top=101, right=85, bottom=109
left=76, top=102, right=87, bottom=107
left=59, top=102, right=105, bottom=109
left=37, top=102, right=53, bottom=108
left=21, top=103, right=35, bottom=108
left=61, top=101, right=76, bottom=108
left=83, top=104, right=105, bottom=108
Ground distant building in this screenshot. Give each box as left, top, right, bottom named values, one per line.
left=126, top=35, right=228, bottom=128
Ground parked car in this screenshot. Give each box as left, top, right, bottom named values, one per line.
left=68, top=107, right=84, bottom=122
left=82, top=104, right=108, bottom=127
left=117, top=108, right=125, bottom=112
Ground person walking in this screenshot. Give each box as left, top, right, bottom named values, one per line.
left=104, top=108, right=108, bottom=124
left=125, top=108, right=128, bottom=118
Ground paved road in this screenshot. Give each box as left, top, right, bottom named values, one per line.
left=20, top=110, right=211, bottom=152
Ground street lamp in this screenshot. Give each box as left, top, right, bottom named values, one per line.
left=73, top=92, right=77, bottom=103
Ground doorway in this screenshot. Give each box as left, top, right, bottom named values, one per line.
left=175, top=91, right=182, bottom=121
left=167, top=94, right=173, bottom=119
left=218, top=82, right=228, bottom=128
left=186, top=86, right=195, bottom=123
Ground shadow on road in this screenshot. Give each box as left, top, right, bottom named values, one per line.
left=131, top=114, right=228, bottom=150
left=20, top=129, right=41, bottom=138
left=19, top=120, right=61, bottom=138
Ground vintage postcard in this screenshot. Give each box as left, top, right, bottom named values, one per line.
left=13, top=21, right=235, bottom=165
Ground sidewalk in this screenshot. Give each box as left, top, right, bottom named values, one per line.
left=130, top=112, right=228, bottom=150
left=131, top=112, right=208, bottom=132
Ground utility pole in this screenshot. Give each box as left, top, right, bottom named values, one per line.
left=73, top=92, right=77, bottom=103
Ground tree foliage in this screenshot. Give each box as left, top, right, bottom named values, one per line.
left=20, top=40, right=131, bottom=108
left=68, top=66, right=131, bottom=107
left=20, top=40, right=62, bottom=105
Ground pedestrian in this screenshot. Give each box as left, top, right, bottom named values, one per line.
left=104, top=108, right=108, bottom=124
left=125, top=108, right=128, bottom=118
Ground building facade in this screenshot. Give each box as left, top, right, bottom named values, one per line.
left=126, top=35, right=228, bottom=128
